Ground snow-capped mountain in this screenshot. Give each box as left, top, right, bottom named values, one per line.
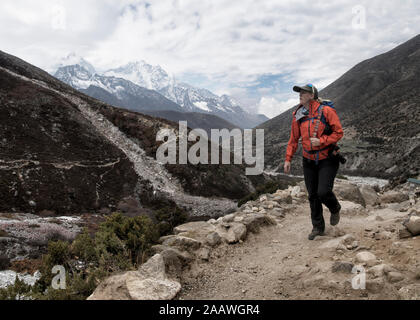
left=54, top=64, right=183, bottom=113
left=53, top=56, right=269, bottom=128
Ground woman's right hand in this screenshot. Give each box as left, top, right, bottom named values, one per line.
left=284, top=161, right=291, bottom=174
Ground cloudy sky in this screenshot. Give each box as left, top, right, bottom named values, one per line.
left=1, top=0, right=419, bottom=118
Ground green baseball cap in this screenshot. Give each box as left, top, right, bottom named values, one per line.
left=293, top=84, right=318, bottom=99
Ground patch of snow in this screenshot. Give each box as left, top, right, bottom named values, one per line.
left=194, top=101, right=211, bottom=112
left=0, top=270, right=41, bottom=289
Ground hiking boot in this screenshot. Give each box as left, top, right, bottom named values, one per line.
left=308, top=229, right=325, bottom=240
left=330, top=203, right=341, bottom=226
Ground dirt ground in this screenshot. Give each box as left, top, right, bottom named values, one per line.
left=176, top=201, right=420, bottom=300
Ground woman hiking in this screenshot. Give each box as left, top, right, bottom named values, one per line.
left=284, top=84, right=344, bottom=240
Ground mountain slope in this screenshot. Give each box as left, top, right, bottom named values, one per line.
left=0, top=50, right=273, bottom=218
left=258, top=34, right=420, bottom=180
left=55, top=65, right=184, bottom=113
left=139, top=110, right=239, bottom=137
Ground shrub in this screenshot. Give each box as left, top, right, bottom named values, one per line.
left=155, top=206, right=188, bottom=236
left=0, top=255, right=10, bottom=271
left=0, top=212, right=162, bottom=300
left=98, top=213, right=159, bottom=265
left=71, top=229, right=97, bottom=264
left=0, top=277, right=32, bottom=300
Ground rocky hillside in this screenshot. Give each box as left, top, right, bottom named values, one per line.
left=0, top=50, right=277, bottom=219
left=140, top=110, right=239, bottom=138
left=258, top=34, right=420, bottom=181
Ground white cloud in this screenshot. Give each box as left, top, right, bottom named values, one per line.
left=258, top=97, right=298, bottom=119
left=1, top=0, right=419, bottom=112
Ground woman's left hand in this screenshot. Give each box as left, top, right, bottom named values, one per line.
left=310, top=138, right=321, bottom=147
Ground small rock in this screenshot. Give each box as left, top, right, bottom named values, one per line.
left=355, top=251, right=377, bottom=266
left=205, top=232, right=222, bottom=247
left=196, top=247, right=210, bottom=261
left=162, top=236, right=201, bottom=251
left=332, top=261, right=354, bottom=273
left=368, top=264, right=394, bottom=278
left=387, top=271, right=404, bottom=283
left=406, top=216, right=420, bottom=236
left=375, top=231, right=392, bottom=240
left=291, top=186, right=301, bottom=198
left=380, top=191, right=409, bottom=204
left=222, top=214, right=236, bottom=223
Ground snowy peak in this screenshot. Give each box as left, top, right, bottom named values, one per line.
left=54, top=64, right=95, bottom=90
left=56, top=53, right=96, bottom=76
left=53, top=55, right=269, bottom=128
left=104, top=61, right=173, bottom=91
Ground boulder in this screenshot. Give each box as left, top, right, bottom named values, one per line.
left=368, top=264, right=395, bottom=278
left=359, top=185, right=379, bottom=206
left=398, top=228, right=413, bottom=239
left=332, top=261, right=354, bottom=273
left=291, top=186, right=301, bottom=198
left=205, top=232, right=222, bottom=247
left=151, top=245, right=193, bottom=278
left=221, top=214, right=236, bottom=223
left=241, top=213, right=277, bottom=234
left=196, top=247, right=210, bottom=261
left=355, top=251, right=377, bottom=266
left=269, top=208, right=286, bottom=219
left=380, top=191, right=409, bottom=204
left=338, top=201, right=365, bottom=216
left=387, top=201, right=411, bottom=212
left=172, top=221, right=217, bottom=244
left=319, top=234, right=355, bottom=250
left=334, top=182, right=366, bottom=207
left=387, top=271, right=404, bottom=283
left=406, top=216, right=420, bottom=236
left=272, top=193, right=293, bottom=205
left=216, top=223, right=247, bottom=244
left=162, top=236, right=201, bottom=251
left=88, top=254, right=181, bottom=300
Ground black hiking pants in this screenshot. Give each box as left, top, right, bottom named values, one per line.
left=302, top=156, right=341, bottom=232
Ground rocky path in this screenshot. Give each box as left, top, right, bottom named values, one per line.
left=176, top=190, right=420, bottom=300
left=87, top=179, right=420, bottom=300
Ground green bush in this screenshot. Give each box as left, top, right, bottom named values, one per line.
left=155, top=206, right=188, bottom=236
left=0, top=212, right=160, bottom=300
left=98, top=213, right=159, bottom=265
left=0, top=277, right=32, bottom=300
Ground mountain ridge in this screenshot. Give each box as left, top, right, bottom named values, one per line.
left=54, top=57, right=269, bottom=129
left=257, top=34, right=420, bottom=181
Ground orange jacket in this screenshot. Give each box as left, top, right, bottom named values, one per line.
left=286, top=100, right=344, bottom=162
